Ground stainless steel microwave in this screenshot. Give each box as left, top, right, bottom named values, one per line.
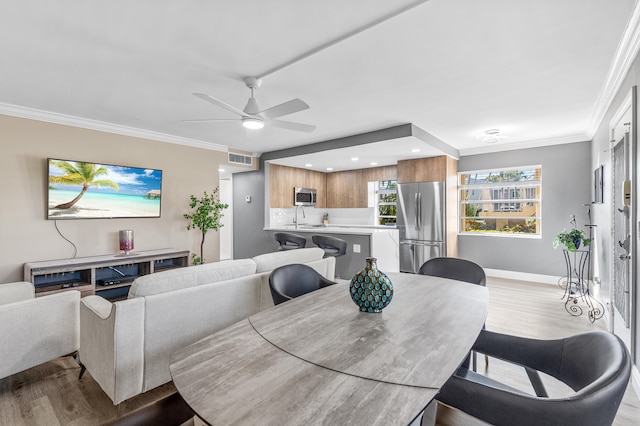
left=294, top=187, right=316, bottom=206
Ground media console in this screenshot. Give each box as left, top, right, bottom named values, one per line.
left=24, top=248, right=189, bottom=301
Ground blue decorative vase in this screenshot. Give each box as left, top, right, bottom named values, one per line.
left=572, top=237, right=581, bottom=250
left=349, top=257, right=393, bottom=313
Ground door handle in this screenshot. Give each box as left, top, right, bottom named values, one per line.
left=414, top=193, right=419, bottom=231
left=417, top=193, right=422, bottom=230
left=618, top=235, right=630, bottom=251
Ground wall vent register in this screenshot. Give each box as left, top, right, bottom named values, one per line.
left=228, top=152, right=253, bottom=166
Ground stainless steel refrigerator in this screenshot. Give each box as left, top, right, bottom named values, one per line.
left=397, top=181, right=446, bottom=273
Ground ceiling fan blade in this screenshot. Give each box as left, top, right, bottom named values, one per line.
left=181, top=118, right=241, bottom=123
left=193, top=93, right=250, bottom=118
left=260, top=98, right=310, bottom=119
left=270, top=119, right=316, bottom=133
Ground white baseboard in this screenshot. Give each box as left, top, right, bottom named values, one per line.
left=484, top=268, right=560, bottom=285
left=633, top=366, right=640, bottom=404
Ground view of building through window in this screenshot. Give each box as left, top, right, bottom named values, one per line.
left=376, top=180, right=397, bottom=226
left=459, top=166, right=541, bottom=236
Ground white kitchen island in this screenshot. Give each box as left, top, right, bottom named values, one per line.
left=264, top=225, right=399, bottom=278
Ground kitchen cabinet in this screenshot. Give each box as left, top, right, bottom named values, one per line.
left=326, top=170, right=358, bottom=208
left=269, top=164, right=326, bottom=208
left=270, top=164, right=395, bottom=209
left=397, top=155, right=456, bottom=183
left=326, top=165, right=397, bottom=208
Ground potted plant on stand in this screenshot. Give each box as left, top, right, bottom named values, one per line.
left=553, top=228, right=591, bottom=252
left=184, top=187, right=229, bottom=265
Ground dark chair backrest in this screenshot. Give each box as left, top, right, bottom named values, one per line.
left=312, top=235, right=347, bottom=257
left=437, top=330, right=631, bottom=426
left=274, top=232, right=307, bottom=250
left=269, top=263, right=335, bottom=305
left=418, top=257, right=486, bottom=286
left=111, top=392, right=194, bottom=426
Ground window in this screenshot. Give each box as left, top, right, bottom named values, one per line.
left=459, top=166, right=541, bottom=236
left=372, top=180, right=397, bottom=226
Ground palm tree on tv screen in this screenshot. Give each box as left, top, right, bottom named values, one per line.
left=49, top=161, right=119, bottom=209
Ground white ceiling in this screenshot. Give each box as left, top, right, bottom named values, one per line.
left=0, top=0, right=637, bottom=172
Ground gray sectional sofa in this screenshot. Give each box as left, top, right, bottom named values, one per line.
left=78, top=247, right=335, bottom=405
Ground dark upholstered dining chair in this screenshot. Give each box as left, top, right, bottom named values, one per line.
left=269, top=263, right=336, bottom=305
left=436, top=330, right=631, bottom=426
left=111, top=392, right=195, bottom=426
left=418, top=256, right=486, bottom=286
left=274, top=232, right=307, bottom=251
left=418, top=256, right=487, bottom=371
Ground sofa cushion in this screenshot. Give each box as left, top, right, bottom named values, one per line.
left=0, top=281, right=34, bottom=306
left=141, top=274, right=262, bottom=392
left=252, top=247, right=325, bottom=273
left=128, top=259, right=257, bottom=298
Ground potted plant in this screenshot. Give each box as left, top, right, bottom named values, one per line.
left=184, top=187, right=229, bottom=265
left=553, top=228, right=591, bottom=252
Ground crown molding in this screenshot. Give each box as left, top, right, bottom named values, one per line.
left=0, top=102, right=228, bottom=152
left=587, top=1, right=640, bottom=137
left=459, top=133, right=589, bottom=156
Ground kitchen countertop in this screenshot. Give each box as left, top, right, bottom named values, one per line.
left=264, top=225, right=398, bottom=235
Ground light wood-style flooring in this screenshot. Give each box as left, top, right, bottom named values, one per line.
left=436, top=277, right=640, bottom=426
left=1, top=276, right=639, bottom=425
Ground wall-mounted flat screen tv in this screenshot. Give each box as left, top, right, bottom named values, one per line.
left=47, top=158, right=162, bottom=219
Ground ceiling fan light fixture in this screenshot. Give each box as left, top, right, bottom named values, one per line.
left=242, top=117, right=264, bottom=130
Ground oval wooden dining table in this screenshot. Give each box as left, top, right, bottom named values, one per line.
left=170, top=272, right=489, bottom=425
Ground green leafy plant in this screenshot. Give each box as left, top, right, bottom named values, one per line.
left=553, top=228, right=591, bottom=252
left=184, top=188, right=229, bottom=265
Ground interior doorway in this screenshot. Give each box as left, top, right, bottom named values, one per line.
left=609, top=87, right=636, bottom=354
left=219, top=176, right=233, bottom=260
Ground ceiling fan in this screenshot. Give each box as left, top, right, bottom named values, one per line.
left=184, top=77, right=316, bottom=133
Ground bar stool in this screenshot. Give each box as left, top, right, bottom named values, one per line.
left=274, top=232, right=307, bottom=251
left=312, top=235, right=347, bottom=258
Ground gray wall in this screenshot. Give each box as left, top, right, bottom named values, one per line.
left=458, top=142, right=591, bottom=277
left=232, top=169, right=275, bottom=259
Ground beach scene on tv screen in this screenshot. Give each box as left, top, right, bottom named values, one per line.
left=48, top=159, right=162, bottom=219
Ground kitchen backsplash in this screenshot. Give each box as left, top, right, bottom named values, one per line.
left=270, top=208, right=375, bottom=227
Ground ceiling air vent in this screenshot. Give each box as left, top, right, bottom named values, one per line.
left=228, top=152, right=253, bottom=166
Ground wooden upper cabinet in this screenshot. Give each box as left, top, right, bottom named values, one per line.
left=269, top=164, right=326, bottom=208
left=397, top=155, right=455, bottom=183
left=270, top=163, right=398, bottom=209
left=326, top=165, right=397, bottom=208
left=326, top=170, right=358, bottom=208
left=306, top=169, right=326, bottom=208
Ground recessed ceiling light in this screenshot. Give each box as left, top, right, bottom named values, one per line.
left=370, top=162, right=378, bottom=166
left=351, top=157, right=359, bottom=161
left=305, top=163, right=313, bottom=167
left=411, top=148, right=421, bottom=153
left=326, top=167, right=333, bottom=171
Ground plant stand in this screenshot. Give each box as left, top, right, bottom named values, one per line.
left=560, top=249, right=604, bottom=322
